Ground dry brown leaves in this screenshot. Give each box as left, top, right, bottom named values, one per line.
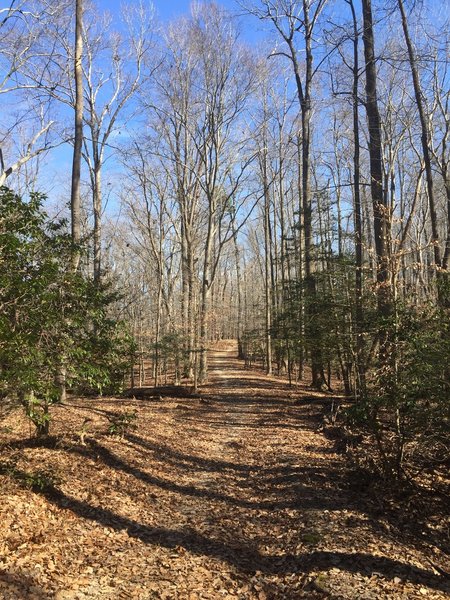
left=0, top=345, right=449, bottom=599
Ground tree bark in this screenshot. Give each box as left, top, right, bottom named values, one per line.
left=71, top=0, right=83, bottom=270
left=93, top=162, right=102, bottom=283
left=348, top=0, right=366, bottom=396
left=397, top=0, right=447, bottom=305
left=282, top=2, right=325, bottom=387
left=361, top=0, right=392, bottom=330
left=262, top=141, right=273, bottom=375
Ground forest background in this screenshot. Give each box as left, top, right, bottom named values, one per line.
left=0, top=0, right=449, bottom=479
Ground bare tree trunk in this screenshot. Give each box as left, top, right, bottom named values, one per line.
left=348, top=0, right=366, bottom=397
left=59, top=0, right=84, bottom=404
left=154, top=212, right=165, bottom=388
left=71, top=0, right=83, bottom=270
left=232, top=216, right=244, bottom=358
left=397, top=0, right=447, bottom=305
left=295, top=134, right=305, bottom=379
left=180, top=219, right=196, bottom=379
left=263, top=144, right=273, bottom=375
left=287, top=2, right=324, bottom=387
left=199, top=207, right=215, bottom=383
left=93, top=163, right=102, bottom=283
left=362, top=0, right=393, bottom=336
left=442, top=168, right=450, bottom=272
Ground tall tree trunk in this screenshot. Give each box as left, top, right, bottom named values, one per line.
left=286, top=4, right=324, bottom=387
left=93, top=163, right=102, bottom=284
left=397, top=0, right=447, bottom=305
left=180, top=211, right=195, bottom=379
left=362, top=0, right=393, bottom=341
left=442, top=163, right=450, bottom=272
left=296, top=134, right=305, bottom=379
left=263, top=144, right=273, bottom=375
left=348, top=0, right=366, bottom=396
left=71, top=0, right=83, bottom=270
left=61, top=0, right=84, bottom=404
left=199, top=207, right=215, bottom=383
left=232, top=216, right=244, bottom=358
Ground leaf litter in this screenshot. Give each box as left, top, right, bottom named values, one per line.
left=0, top=344, right=449, bottom=599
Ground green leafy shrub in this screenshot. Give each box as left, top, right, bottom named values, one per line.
left=23, top=394, right=52, bottom=437
left=0, top=459, right=61, bottom=492
left=348, top=301, right=450, bottom=478
left=154, top=331, right=187, bottom=383
left=107, top=410, right=137, bottom=438
left=0, top=186, right=135, bottom=434
left=21, top=468, right=61, bottom=492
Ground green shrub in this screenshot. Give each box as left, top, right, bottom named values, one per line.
left=107, top=410, right=137, bottom=438
left=0, top=459, right=61, bottom=493
left=0, top=186, right=135, bottom=434
left=348, top=301, right=450, bottom=478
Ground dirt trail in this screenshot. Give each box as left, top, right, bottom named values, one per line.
left=0, top=344, right=449, bottom=599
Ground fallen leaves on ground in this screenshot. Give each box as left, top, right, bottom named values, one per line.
left=0, top=344, right=449, bottom=599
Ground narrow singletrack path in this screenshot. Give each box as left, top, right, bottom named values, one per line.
left=0, top=343, right=449, bottom=599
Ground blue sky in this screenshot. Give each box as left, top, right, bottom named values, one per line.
left=42, top=0, right=263, bottom=215
left=97, top=0, right=241, bottom=20
left=37, top=0, right=449, bottom=215
left=95, top=0, right=266, bottom=43
left=153, top=0, right=241, bottom=19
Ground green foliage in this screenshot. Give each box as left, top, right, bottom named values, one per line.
left=107, top=410, right=137, bottom=437
left=241, top=328, right=265, bottom=363
left=71, top=302, right=136, bottom=396
left=272, top=281, right=304, bottom=365
left=348, top=302, right=450, bottom=477
left=24, top=394, right=51, bottom=437
left=153, top=331, right=187, bottom=382
left=301, top=532, right=322, bottom=545
left=272, top=255, right=376, bottom=388
left=0, top=458, right=60, bottom=492
left=21, top=468, right=61, bottom=492
left=155, top=331, right=186, bottom=365
left=0, top=187, right=135, bottom=433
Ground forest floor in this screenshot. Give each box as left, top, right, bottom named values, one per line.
left=0, top=341, right=449, bottom=599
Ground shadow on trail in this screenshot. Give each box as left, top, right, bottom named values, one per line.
left=125, top=432, right=254, bottom=474
left=61, top=438, right=450, bottom=563
left=0, top=570, right=53, bottom=599
left=5, top=432, right=448, bottom=563
left=38, top=486, right=450, bottom=594
left=67, top=438, right=347, bottom=512
left=3, top=350, right=448, bottom=591
left=206, top=375, right=295, bottom=394
left=168, top=397, right=323, bottom=431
